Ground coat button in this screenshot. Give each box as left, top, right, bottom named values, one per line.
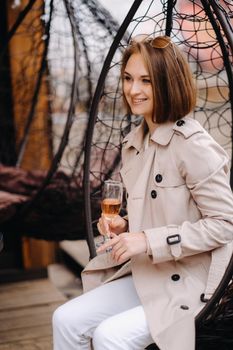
left=176, top=119, right=185, bottom=127
left=171, top=274, right=180, bottom=281
left=151, top=190, right=157, bottom=199
left=180, top=305, right=189, bottom=310
left=155, top=174, right=162, bottom=183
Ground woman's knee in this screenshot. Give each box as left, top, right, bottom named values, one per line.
left=53, top=304, right=69, bottom=330
left=53, top=301, right=80, bottom=332
left=92, top=321, right=109, bottom=348
left=92, top=319, right=118, bottom=349
left=53, top=302, right=92, bottom=349
left=53, top=297, right=93, bottom=335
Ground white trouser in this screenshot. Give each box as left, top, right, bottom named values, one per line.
left=52, top=275, right=154, bottom=350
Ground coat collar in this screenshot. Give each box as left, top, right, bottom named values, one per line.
left=122, top=120, right=175, bottom=151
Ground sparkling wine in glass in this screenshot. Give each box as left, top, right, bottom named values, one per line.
left=101, top=197, right=122, bottom=219
left=101, top=180, right=123, bottom=244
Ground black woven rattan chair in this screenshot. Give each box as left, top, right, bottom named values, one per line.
left=82, top=1, right=233, bottom=348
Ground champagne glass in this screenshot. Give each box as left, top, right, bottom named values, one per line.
left=100, top=180, right=123, bottom=246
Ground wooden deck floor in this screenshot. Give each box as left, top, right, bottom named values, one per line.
left=0, top=278, right=66, bottom=350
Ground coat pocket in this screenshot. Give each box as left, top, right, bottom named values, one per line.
left=153, top=169, right=185, bottom=188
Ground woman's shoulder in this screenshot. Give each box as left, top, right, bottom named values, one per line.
left=172, top=116, right=205, bottom=139
left=172, top=117, right=230, bottom=180
left=173, top=116, right=228, bottom=156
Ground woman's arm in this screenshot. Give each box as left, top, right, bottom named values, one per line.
left=145, top=131, right=233, bottom=264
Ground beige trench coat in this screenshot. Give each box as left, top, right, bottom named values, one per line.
left=82, top=116, right=233, bottom=350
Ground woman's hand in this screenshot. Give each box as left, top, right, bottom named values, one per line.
left=97, top=214, right=128, bottom=237
left=96, top=232, right=147, bottom=264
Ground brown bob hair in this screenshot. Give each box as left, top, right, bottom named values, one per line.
left=121, top=36, right=197, bottom=123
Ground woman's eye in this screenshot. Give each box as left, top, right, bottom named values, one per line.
left=123, top=75, right=131, bottom=81
left=142, top=78, right=151, bottom=84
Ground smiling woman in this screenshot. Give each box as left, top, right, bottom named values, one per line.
left=52, top=35, right=233, bottom=350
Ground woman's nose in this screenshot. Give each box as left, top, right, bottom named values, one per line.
left=130, top=81, right=141, bottom=94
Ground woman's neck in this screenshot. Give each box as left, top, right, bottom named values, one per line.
left=144, top=116, right=158, bottom=135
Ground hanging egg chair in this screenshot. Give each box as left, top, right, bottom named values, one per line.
left=83, top=1, right=233, bottom=349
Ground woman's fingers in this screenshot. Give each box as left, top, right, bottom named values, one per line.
left=98, top=215, right=111, bottom=236
left=96, top=238, right=129, bottom=264
left=97, top=214, right=128, bottom=237
left=96, top=233, right=128, bottom=262
left=109, top=215, right=128, bottom=234
left=96, top=232, right=147, bottom=262
left=96, top=234, right=119, bottom=253
left=112, top=244, right=127, bottom=262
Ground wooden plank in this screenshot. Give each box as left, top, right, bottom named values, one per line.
left=0, top=303, right=61, bottom=322
left=0, top=279, right=61, bottom=293
left=0, top=324, right=52, bottom=344
left=0, top=279, right=65, bottom=296
left=0, top=278, right=66, bottom=348
left=0, top=303, right=62, bottom=332
left=0, top=336, right=52, bottom=350
left=0, top=292, right=64, bottom=310
left=0, top=279, right=65, bottom=310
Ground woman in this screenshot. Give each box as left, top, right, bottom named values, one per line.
left=53, top=36, right=233, bottom=350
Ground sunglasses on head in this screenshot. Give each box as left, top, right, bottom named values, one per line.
left=129, top=35, right=178, bottom=59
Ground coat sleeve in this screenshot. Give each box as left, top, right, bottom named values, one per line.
left=144, top=130, right=233, bottom=264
